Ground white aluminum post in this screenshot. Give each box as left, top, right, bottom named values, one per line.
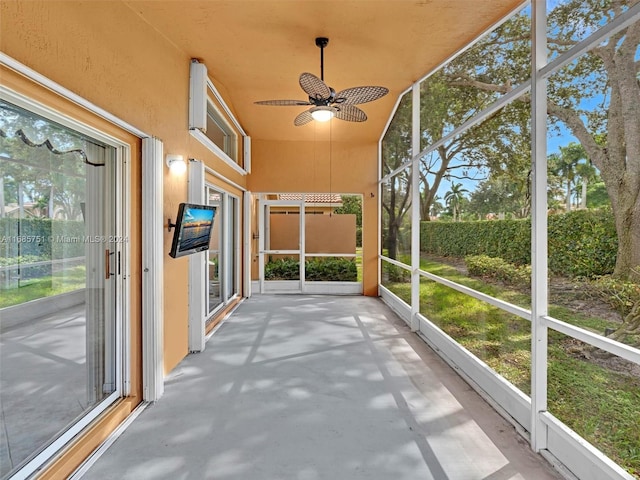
left=531, top=0, right=549, bottom=452
left=300, top=198, right=306, bottom=293
left=258, top=198, right=265, bottom=293
left=411, top=83, right=421, bottom=332
left=142, top=137, right=164, bottom=401
left=243, top=191, right=252, bottom=297
left=188, top=159, right=207, bottom=352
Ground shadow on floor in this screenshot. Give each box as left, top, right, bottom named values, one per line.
left=82, top=295, right=561, bottom=480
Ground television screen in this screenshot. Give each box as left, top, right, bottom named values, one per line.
left=169, top=203, right=216, bottom=258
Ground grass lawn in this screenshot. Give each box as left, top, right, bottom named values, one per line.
left=0, top=266, right=86, bottom=309
left=384, top=257, right=640, bottom=477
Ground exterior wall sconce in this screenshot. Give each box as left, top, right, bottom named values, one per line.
left=166, top=154, right=186, bottom=173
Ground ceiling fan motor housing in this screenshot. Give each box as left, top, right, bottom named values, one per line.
left=315, top=37, right=329, bottom=49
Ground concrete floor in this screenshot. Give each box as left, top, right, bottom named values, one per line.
left=82, top=295, right=561, bottom=480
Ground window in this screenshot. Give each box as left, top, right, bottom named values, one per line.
left=189, top=60, right=249, bottom=174
left=206, top=102, right=237, bottom=160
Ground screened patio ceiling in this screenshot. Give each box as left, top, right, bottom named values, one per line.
left=125, top=0, right=525, bottom=143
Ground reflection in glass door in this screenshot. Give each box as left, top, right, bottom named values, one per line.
left=205, top=187, right=239, bottom=321
left=0, top=99, right=125, bottom=478
left=207, top=188, right=222, bottom=316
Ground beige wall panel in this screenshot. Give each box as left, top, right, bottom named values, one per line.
left=269, top=214, right=300, bottom=251
left=306, top=214, right=356, bottom=254
left=269, top=214, right=357, bottom=254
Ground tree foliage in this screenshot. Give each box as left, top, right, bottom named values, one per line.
left=381, top=95, right=412, bottom=259
left=0, top=101, right=89, bottom=221
left=382, top=0, right=640, bottom=280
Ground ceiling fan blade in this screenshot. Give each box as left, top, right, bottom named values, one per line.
left=294, top=110, right=314, bottom=126
left=299, top=72, right=331, bottom=101
left=335, top=105, right=367, bottom=122
left=334, top=86, right=389, bottom=105
left=255, top=99, right=311, bottom=106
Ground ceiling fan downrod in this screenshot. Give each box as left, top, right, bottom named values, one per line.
left=315, top=37, right=329, bottom=81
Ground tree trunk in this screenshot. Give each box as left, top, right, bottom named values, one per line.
left=387, top=222, right=398, bottom=260
left=581, top=179, right=587, bottom=209
left=611, top=189, right=640, bottom=281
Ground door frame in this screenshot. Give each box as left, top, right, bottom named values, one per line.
left=258, top=199, right=304, bottom=294
left=256, top=195, right=363, bottom=295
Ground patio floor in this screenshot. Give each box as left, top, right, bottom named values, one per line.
left=80, top=294, right=561, bottom=480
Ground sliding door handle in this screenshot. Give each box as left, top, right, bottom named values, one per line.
left=105, top=249, right=115, bottom=279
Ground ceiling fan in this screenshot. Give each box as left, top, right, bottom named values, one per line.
left=255, top=37, right=389, bottom=126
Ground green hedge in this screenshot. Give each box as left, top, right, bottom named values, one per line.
left=421, top=209, right=617, bottom=278
left=0, top=217, right=86, bottom=260
left=265, top=257, right=357, bottom=281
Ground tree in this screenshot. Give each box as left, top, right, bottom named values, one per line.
left=418, top=65, right=531, bottom=222
left=381, top=95, right=412, bottom=260
left=333, top=195, right=362, bottom=227
left=575, top=161, right=598, bottom=209
left=444, top=182, right=469, bottom=222
left=468, top=173, right=531, bottom=219
left=0, top=105, right=88, bottom=221
left=444, top=0, right=640, bottom=280
left=548, top=142, right=588, bottom=212
left=546, top=1, right=639, bottom=280
left=430, top=194, right=444, bottom=218
left=586, top=182, right=611, bottom=209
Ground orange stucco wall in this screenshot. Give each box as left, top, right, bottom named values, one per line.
left=249, top=139, right=379, bottom=295
left=0, top=0, right=248, bottom=375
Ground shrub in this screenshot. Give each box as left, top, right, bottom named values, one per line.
left=421, top=208, right=617, bottom=278
left=382, top=262, right=410, bottom=283
left=547, top=209, right=617, bottom=278
left=0, top=217, right=85, bottom=259
left=264, top=257, right=357, bottom=281
left=305, top=257, right=357, bottom=282
left=465, top=255, right=531, bottom=287
left=0, top=255, right=45, bottom=267
left=264, top=257, right=300, bottom=280
left=584, top=275, right=640, bottom=317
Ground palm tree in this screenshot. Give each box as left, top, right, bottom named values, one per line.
left=430, top=194, right=444, bottom=219
left=574, top=161, right=597, bottom=209
left=444, top=182, right=469, bottom=222
left=548, top=142, right=587, bottom=212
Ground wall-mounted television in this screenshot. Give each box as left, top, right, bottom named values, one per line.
left=169, top=203, right=216, bottom=258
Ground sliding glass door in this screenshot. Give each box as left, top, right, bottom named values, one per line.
left=0, top=97, right=128, bottom=478
left=205, top=186, right=239, bottom=321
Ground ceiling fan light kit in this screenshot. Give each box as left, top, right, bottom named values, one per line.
left=310, top=106, right=336, bottom=122
left=255, top=37, right=388, bottom=126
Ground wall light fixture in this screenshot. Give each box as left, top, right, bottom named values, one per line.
left=166, top=154, right=186, bottom=174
